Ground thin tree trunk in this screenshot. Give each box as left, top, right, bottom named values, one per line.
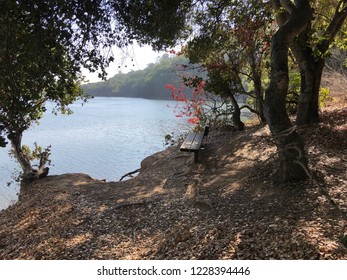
left=296, top=59, right=324, bottom=124
left=9, top=132, right=49, bottom=181
left=229, top=93, right=244, bottom=131
left=265, top=0, right=312, bottom=183
left=293, top=1, right=347, bottom=124
left=10, top=133, right=35, bottom=178
left=290, top=31, right=324, bottom=125
left=249, top=53, right=266, bottom=123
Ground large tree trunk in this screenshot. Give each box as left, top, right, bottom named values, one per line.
left=264, top=0, right=312, bottom=183
left=296, top=56, right=325, bottom=124
left=290, top=28, right=325, bottom=125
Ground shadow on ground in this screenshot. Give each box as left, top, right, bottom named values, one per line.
left=0, top=116, right=346, bottom=259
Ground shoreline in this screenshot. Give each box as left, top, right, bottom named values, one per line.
left=0, top=97, right=182, bottom=210
left=1, top=111, right=346, bottom=259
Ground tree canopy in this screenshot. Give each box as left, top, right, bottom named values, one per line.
left=0, top=0, right=120, bottom=179
left=113, top=0, right=347, bottom=182
left=1, top=0, right=346, bottom=183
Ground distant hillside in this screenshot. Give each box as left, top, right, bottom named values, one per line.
left=82, top=55, right=190, bottom=100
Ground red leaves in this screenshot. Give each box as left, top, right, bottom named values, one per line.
left=188, top=117, right=200, bottom=125
left=166, top=75, right=207, bottom=126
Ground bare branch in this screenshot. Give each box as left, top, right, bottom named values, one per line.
left=322, top=1, right=347, bottom=48
left=119, top=168, right=140, bottom=181
left=239, top=105, right=259, bottom=115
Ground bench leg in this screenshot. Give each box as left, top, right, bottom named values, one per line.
left=194, top=151, right=199, bottom=163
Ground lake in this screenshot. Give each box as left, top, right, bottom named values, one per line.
left=0, top=97, right=185, bottom=210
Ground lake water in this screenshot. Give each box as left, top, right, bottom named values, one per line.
left=0, top=97, right=184, bottom=210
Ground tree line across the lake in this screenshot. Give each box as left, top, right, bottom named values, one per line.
left=0, top=0, right=347, bottom=184
left=82, top=54, right=188, bottom=100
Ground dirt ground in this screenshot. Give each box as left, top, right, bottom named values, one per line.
left=0, top=99, right=346, bottom=259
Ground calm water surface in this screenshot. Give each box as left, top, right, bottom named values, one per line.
left=0, top=97, right=184, bottom=210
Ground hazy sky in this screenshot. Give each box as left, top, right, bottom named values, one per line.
left=83, top=43, right=165, bottom=83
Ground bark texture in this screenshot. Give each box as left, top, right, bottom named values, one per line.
left=264, top=0, right=312, bottom=182
left=248, top=52, right=266, bottom=123
left=229, top=93, right=245, bottom=131
left=295, top=51, right=324, bottom=124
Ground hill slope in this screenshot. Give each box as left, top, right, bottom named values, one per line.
left=82, top=55, right=189, bottom=100
left=0, top=100, right=346, bottom=259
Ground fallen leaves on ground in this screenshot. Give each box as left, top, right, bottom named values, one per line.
left=0, top=108, right=346, bottom=260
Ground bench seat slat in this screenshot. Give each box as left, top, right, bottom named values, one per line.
left=180, top=133, right=196, bottom=151
left=180, top=126, right=209, bottom=163
left=189, top=132, right=204, bottom=150
left=180, top=133, right=197, bottom=151
left=180, top=132, right=204, bottom=152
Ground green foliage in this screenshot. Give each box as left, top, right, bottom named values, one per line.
left=21, top=143, right=52, bottom=167
left=0, top=0, right=118, bottom=178
left=310, top=1, right=347, bottom=55
left=319, top=87, right=332, bottom=108
left=177, top=1, right=272, bottom=124
left=286, top=69, right=301, bottom=114
left=112, top=0, right=193, bottom=50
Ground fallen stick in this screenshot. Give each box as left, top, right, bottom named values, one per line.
left=119, top=168, right=140, bottom=181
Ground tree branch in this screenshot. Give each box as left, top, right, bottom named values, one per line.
left=119, top=168, right=140, bottom=181
left=318, top=1, right=347, bottom=52
left=280, top=0, right=295, bottom=14
left=240, top=105, right=259, bottom=115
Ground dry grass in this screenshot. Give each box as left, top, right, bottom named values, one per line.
left=322, top=69, right=347, bottom=109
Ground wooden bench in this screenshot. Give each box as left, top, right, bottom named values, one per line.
left=180, top=126, right=209, bottom=163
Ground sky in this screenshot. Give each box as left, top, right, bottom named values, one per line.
left=82, top=43, right=165, bottom=84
